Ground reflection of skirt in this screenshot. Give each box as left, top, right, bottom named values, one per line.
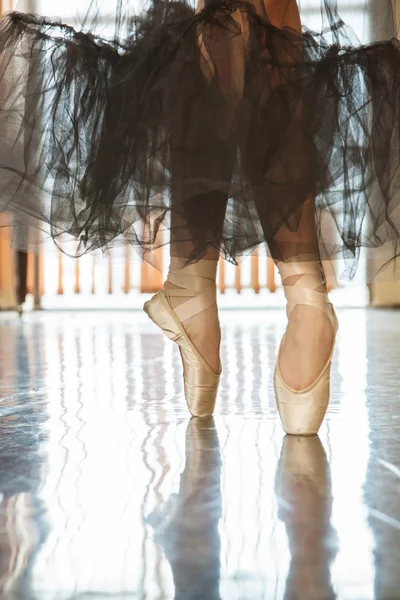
left=0, top=0, right=400, bottom=280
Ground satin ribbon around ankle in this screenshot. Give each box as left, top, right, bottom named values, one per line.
left=276, top=259, right=334, bottom=322
left=164, top=258, right=218, bottom=322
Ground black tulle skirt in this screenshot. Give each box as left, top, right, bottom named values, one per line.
left=1, top=0, right=400, bottom=279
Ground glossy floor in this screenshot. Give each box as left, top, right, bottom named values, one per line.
left=0, top=308, right=399, bottom=600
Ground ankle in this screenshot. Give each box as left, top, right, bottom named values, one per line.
left=162, top=258, right=218, bottom=323
left=282, top=274, right=327, bottom=294
left=276, top=256, right=326, bottom=285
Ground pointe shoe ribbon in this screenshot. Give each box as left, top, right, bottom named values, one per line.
left=274, top=258, right=338, bottom=436
left=143, top=258, right=221, bottom=418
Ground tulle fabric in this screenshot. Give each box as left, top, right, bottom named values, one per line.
left=0, top=0, right=399, bottom=279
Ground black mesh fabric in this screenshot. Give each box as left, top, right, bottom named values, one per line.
left=0, top=0, right=399, bottom=279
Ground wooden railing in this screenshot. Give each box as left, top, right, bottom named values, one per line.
left=46, top=248, right=341, bottom=304
left=0, top=224, right=346, bottom=308
left=53, top=244, right=277, bottom=298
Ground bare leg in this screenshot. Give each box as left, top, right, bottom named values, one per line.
left=164, top=9, right=241, bottom=374
left=165, top=0, right=334, bottom=387
left=256, top=0, right=335, bottom=390
left=270, top=200, right=335, bottom=390
left=166, top=113, right=235, bottom=374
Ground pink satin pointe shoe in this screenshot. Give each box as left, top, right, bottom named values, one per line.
left=274, top=259, right=339, bottom=436
left=143, top=259, right=221, bottom=418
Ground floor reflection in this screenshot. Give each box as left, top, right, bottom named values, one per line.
left=0, top=308, right=399, bottom=599
left=148, top=418, right=222, bottom=600
left=365, top=312, right=400, bottom=600
left=275, top=436, right=337, bottom=600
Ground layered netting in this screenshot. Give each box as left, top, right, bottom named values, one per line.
left=0, top=0, right=399, bottom=279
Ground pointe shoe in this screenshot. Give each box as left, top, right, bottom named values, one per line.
left=143, top=259, right=221, bottom=418
left=274, top=259, right=339, bottom=436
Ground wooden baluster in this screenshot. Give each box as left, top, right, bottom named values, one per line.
left=27, top=250, right=44, bottom=308
left=267, top=257, right=276, bottom=293
left=33, top=253, right=43, bottom=309
left=235, top=263, right=241, bottom=293
left=123, top=245, right=131, bottom=294
left=251, top=252, right=260, bottom=294
left=57, top=250, right=63, bottom=295
left=74, top=258, right=80, bottom=294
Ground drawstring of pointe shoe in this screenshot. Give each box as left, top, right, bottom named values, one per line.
left=164, top=258, right=218, bottom=322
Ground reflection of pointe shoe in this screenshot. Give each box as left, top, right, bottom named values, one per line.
left=147, top=418, right=222, bottom=600
left=274, top=259, right=339, bottom=436
left=143, top=260, right=221, bottom=418
left=275, top=435, right=329, bottom=502
left=275, top=436, right=337, bottom=600
left=147, top=416, right=221, bottom=533
left=183, top=416, right=221, bottom=490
